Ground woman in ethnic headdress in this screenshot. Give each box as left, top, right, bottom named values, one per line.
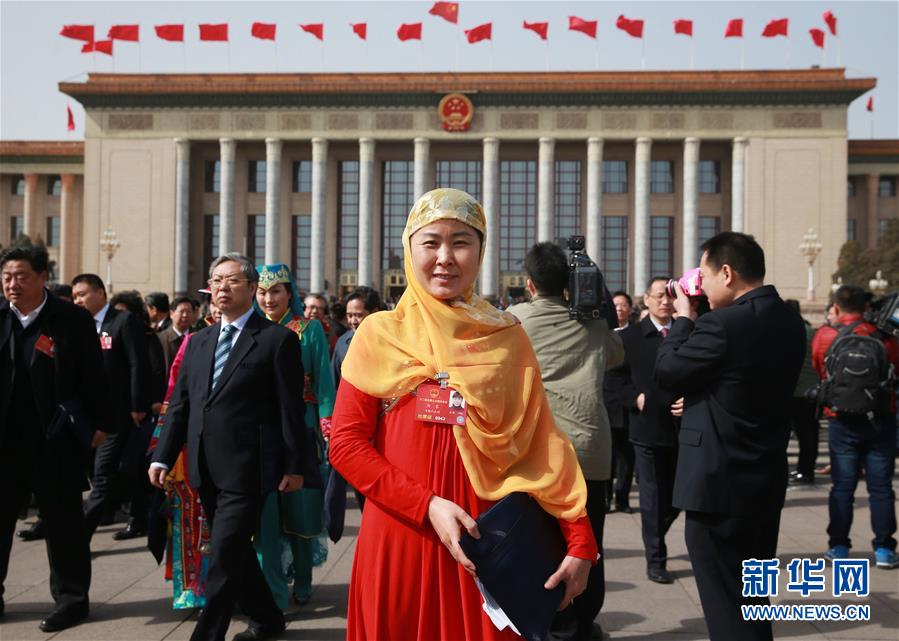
left=329, top=188, right=597, bottom=640
left=254, top=263, right=336, bottom=608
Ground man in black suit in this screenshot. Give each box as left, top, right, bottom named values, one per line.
left=145, top=291, right=172, bottom=332
left=72, top=274, right=151, bottom=541
left=655, top=232, right=805, bottom=641
left=150, top=253, right=308, bottom=641
left=618, top=278, right=681, bottom=584
left=603, top=290, right=636, bottom=514
left=0, top=245, right=109, bottom=631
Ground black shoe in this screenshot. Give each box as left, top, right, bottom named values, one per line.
left=16, top=520, right=45, bottom=541
left=647, top=567, right=674, bottom=584
left=587, top=622, right=609, bottom=640
left=39, top=604, right=89, bottom=632
left=1, top=596, right=5, bottom=619
left=232, top=620, right=286, bottom=641
left=112, top=522, right=147, bottom=541
left=788, top=473, right=814, bottom=487
left=292, top=593, right=311, bottom=606
left=614, top=504, right=633, bottom=514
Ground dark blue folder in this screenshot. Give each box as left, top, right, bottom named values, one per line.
left=459, top=492, right=566, bottom=641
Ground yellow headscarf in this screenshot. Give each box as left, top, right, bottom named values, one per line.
left=341, top=188, right=587, bottom=520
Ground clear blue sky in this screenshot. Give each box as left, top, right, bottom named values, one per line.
left=1, top=0, right=895, bottom=140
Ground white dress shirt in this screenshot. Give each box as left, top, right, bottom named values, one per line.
left=10, top=291, right=49, bottom=330
left=649, top=316, right=673, bottom=335
left=93, top=303, right=110, bottom=334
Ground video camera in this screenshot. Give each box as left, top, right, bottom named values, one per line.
left=866, top=290, right=899, bottom=338
left=566, top=235, right=610, bottom=323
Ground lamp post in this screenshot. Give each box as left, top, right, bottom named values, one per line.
left=799, top=228, right=823, bottom=301
left=99, top=228, right=120, bottom=293
left=869, top=270, right=889, bottom=295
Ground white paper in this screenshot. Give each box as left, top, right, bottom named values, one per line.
left=475, top=578, right=521, bottom=637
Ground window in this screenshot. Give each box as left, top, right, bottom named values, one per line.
left=847, top=177, right=856, bottom=198
left=602, top=160, right=628, bottom=194
left=204, top=161, right=221, bottom=193
left=650, top=161, right=674, bottom=194
left=293, top=161, right=312, bottom=193
left=248, top=161, right=267, bottom=193
left=650, top=216, right=674, bottom=278
left=47, top=175, right=62, bottom=196
left=338, top=161, right=360, bottom=271
left=600, top=216, right=628, bottom=292
left=381, top=161, right=415, bottom=270
left=246, top=215, right=265, bottom=265
left=292, top=216, right=312, bottom=291
left=698, top=216, right=720, bottom=249
left=10, top=217, right=24, bottom=242
left=45, top=216, right=61, bottom=247
left=203, top=214, right=220, bottom=273
left=699, top=161, right=720, bottom=194
left=435, top=160, right=482, bottom=201
left=879, top=218, right=892, bottom=237
left=879, top=176, right=897, bottom=198
left=555, top=160, right=581, bottom=242
left=11, top=175, right=25, bottom=195
left=500, top=160, right=537, bottom=272
left=847, top=218, right=857, bottom=241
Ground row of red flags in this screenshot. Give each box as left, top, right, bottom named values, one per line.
left=61, top=6, right=842, bottom=53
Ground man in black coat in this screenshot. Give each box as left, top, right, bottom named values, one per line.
left=603, top=290, right=636, bottom=514
left=655, top=232, right=806, bottom=641
left=150, top=253, right=309, bottom=641
left=72, top=274, right=151, bottom=541
left=0, top=245, right=109, bottom=632
left=618, top=277, right=680, bottom=584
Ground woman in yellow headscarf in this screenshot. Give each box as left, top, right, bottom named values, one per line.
left=329, top=188, right=597, bottom=641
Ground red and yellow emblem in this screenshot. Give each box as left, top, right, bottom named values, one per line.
left=438, top=93, right=474, bottom=132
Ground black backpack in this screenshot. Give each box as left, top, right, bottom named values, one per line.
left=821, top=321, right=894, bottom=415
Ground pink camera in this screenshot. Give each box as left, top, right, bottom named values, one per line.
left=665, top=268, right=703, bottom=298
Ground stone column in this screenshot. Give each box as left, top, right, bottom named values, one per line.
left=586, top=138, right=603, bottom=264
left=174, top=139, right=191, bottom=295
left=414, top=137, right=430, bottom=200
left=358, top=138, right=375, bottom=287
left=58, top=173, right=76, bottom=283
left=633, top=137, right=652, bottom=295
left=480, top=137, right=500, bottom=297
left=682, top=137, right=700, bottom=272
left=731, top=137, right=747, bottom=233
left=537, top=137, right=555, bottom=243
left=218, top=138, right=236, bottom=254
left=866, top=173, right=880, bottom=247
left=263, top=138, right=283, bottom=264
left=22, top=173, right=39, bottom=239
left=310, top=138, right=328, bottom=293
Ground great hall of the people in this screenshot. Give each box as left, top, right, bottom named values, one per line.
left=1, top=68, right=897, bottom=303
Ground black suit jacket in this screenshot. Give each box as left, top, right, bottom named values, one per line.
left=99, top=307, right=152, bottom=425
left=654, top=285, right=806, bottom=517
left=618, top=317, right=679, bottom=447
left=602, top=328, right=630, bottom=430
left=151, top=312, right=309, bottom=495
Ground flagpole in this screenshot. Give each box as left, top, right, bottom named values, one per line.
left=641, top=37, right=646, bottom=70
left=595, top=38, right=600, bottom=71
left=182, top=41, right=186, bottom=72
left=785, top=39, right=790, bottom=68
left=837, top=37, right=842, bottom=67
left=455, top=25, right=460, bottom=72
left=138, top=23, right=142, bottom=72
left=740, top=39, right=745, bottom=70
left=690, top=39, right=695, bottom=70
left=544, top=39, right=549, bottom=72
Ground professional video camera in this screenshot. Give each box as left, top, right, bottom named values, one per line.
left=866, top=290, right=899, bottom=338
left=565, top=235, right=611, bottom=323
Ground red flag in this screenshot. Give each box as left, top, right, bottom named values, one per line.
left=351, top=23, right=367, bottom=40
left=251, top=22, right=276, bottom=41
left=60, top=25, right=94, bottom=43
left=523, top=21, right=549, bottom=40
left=867, top=96, right=873, bottom=112
left=67, top=104, right=75, bottom=132
left=82, top=39, right=113, bottom=55
left=568, top=16, right=597, bottom=38
left=428, top=2, right=459, bottom=25
left=724, top=19, right=743, bottom=38
left=108, top=25, right=139, bottom=41
left=823, top=10, right=837, bottom=36
left=762, top=18, right=789, bottom=38
left=397, top=22, right=422, bottom=41
left=155, top=24, right=184, bottom=42
left=616, top=15, right=644, bottom=38
left=809, top=28, right=825, bottom=49
left=465, top=22, right=491, bottom=44
left=300, top=23, right=324, bottom=41
left=199, top=23, right=228, bottom=41
left=674, top=19, right=693, bottom=36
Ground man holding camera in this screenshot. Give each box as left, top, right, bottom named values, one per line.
left=509, top=241, right=623, bottom=641
left=654, top=232, right=805, bottom=641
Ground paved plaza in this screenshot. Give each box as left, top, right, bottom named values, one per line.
left=2, top=440, right=898, bottom=641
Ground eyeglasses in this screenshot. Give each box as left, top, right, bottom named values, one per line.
left=207, top=275, right=249, bottom=290
left=647, top=292, right=673, bottom=302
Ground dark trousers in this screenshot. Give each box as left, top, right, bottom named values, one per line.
left=685, top=510, right=780, bottom=641
left=633, top=443, right=679, bottom=570
left=118, top=417, right=157, bottom=529
left=552, top=479, right=607, bottom=640
left=790, top=397, right=819, bottom=477
left=192, top=480, right=282, bottom=641
left=610, top=428, right=634, bottom=509
left=82, top=427, right=129, bottom=538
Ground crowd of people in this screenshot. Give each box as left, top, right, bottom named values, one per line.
left=0, top=187, right=896, bottom=641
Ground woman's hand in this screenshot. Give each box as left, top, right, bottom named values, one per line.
left=427, top=496, right=480, bottom=576
left=545, top=555, right=591, bottom=610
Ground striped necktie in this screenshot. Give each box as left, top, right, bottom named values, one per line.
left=211, top=324, right=235, bottom=390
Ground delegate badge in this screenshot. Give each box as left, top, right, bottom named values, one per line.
left=415, top=383, right=467, bottom=426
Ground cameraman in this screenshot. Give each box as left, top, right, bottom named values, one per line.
left=653, top=232, right=806, bottom=641
left=508, top=242, right=623, bottom=641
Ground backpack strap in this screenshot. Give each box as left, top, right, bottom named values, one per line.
left=823, top=321, right=866, bottom=363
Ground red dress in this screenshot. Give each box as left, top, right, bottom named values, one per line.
left=330, top=381, right=598, bottom=641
